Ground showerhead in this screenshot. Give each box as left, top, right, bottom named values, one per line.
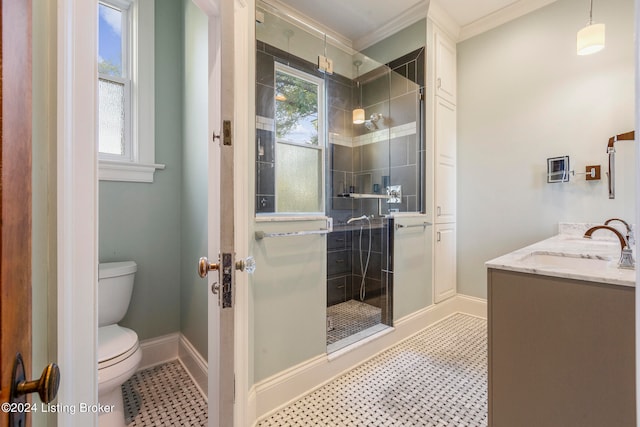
left=363, top=113, right=383, bottom=131
left=347, top=215, right=369, bottom=224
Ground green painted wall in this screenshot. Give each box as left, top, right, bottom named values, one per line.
left=180, top=0, right=209, bottom=358
left=252, top=220, right=328, bottom=382
left=99, top=0, right=183, bottom=341
left=457, top=0, right=635, bottom=299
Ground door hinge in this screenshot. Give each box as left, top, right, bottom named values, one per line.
left=233, top=374, right=236, bottom=403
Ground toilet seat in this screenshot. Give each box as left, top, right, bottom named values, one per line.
left=98, top=325, right=139, bottom=370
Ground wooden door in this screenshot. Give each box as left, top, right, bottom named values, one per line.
left=0, top=0, right=33, bottom=426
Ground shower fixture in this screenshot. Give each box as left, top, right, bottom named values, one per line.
left=347, top=215, right=372, bottom=301
left=347, top=215, right=369, bottom=224
left=364, top=113, right=383, bottom=131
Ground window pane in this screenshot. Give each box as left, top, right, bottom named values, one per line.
left=99, top=78, right=125, bottom=156
left=98, top=3, right=123, bottom=77
left=276, top=143, right=322, bottom=213
left=275, top=71, right=319, bottom=145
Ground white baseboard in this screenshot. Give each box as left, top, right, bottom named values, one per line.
left=252, top=294, right=487, bottom=422
left=138, top=333, right=179, bottom=370
left=138, top=332, right=208, bottom=400
left=178, top=334, right=208, bottom=399
left=456, top=293, right=488, bottom=319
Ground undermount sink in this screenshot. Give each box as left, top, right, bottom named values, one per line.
left=520, top=251, right=615, bottom=270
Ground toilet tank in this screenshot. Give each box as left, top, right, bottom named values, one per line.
left=98, top=261, right=137, bottom=327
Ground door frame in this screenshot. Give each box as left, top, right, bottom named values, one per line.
left=56, top=0, right=99, bottom=426
left=56, top=1, right=252, bottom=426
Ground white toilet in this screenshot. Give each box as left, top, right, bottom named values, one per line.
left=98, top=261, right=142, bottom=427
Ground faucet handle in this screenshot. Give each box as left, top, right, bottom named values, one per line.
left=619, top=247, right=635, bottom=269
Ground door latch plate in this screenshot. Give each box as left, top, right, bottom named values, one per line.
left=221, top=253, right=233, bottom=308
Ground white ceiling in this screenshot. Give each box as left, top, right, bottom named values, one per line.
left=280, top=0, right=427, bottom=42
left=277, top=0, right=548, bottom=43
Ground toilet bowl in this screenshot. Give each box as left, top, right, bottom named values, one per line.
left=97, top=261, right=141, bottom=427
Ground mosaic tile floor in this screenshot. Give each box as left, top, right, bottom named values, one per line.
left=327, top=299, right=383, bottom=345
left=258, top=314, right=487, bottom=427
left=122, top=360, right=207, bottom=426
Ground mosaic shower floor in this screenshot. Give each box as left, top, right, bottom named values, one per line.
left=327, top=299, right=383, bottom=345
left=258, top=313, right=488, bottom=426
left=122, top=360, right=207, bottom=426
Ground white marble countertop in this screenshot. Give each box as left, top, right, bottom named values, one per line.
left=486, top=223, right=636, bottom=287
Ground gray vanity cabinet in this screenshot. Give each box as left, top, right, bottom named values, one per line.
left=487, top=268, right=635, bottom=427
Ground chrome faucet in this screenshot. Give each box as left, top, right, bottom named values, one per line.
left=584, top=225, right=635, bottom=269
left=604, top=218, right=635, bottom=246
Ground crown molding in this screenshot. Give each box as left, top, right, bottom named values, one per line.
left=353, top=0, right=429, bottom=51
left=427, top=0, right=461, bottom=41
left=259, top=0, right=353, bottom=50
left=459, top=0, right=557, bottom=41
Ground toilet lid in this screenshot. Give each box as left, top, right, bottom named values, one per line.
left=98, top=325, right=139, bottom=368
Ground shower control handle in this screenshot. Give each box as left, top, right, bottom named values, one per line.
left=198, top=256, right=219, bottom=278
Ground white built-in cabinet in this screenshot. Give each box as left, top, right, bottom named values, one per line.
left=431, top=23, right=457, bottom=303
left=434, top=27, right=457, bottom=105
left=434, top=96, right=456, bottom=224
left=434, top=223, right=457, bottom=302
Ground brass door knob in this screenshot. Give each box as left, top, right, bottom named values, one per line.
left=198, top=257, right=219, bottom=278
left=16, top=363, right=60, bottom=404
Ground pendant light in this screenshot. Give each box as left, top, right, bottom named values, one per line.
left=352, top=60, right=365, bottom=124
left=577, top=0, right=605, bottom=55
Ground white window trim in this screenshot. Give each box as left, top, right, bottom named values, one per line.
left=98, top=0, right=165, bottom=183
left=270, top=62, right=326, bottom=216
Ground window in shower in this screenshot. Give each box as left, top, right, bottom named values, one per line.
left=271, top=63, right=325, bottom=214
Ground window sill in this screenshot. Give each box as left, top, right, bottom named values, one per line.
left=99, top=160, right=166, bottom=183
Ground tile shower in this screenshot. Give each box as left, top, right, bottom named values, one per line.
left=256, top=11, right=426, bottom=350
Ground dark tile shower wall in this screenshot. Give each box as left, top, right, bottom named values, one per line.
left=256, top=41, right=354, bottom=214
left=255, top=42, right=422, bottom=329
left=326, top=221, right=393, bottom=326
left=349, top=48, right=425, bottom=217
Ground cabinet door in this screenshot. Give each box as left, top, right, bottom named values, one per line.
left=435, top=27, right=456, bottom=104
left=435, top=97, right=456, bottom=224
left=434, top=223, right=456, bottom=303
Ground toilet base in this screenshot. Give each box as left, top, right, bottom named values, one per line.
left=98, top=386, right=126, bottom=427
